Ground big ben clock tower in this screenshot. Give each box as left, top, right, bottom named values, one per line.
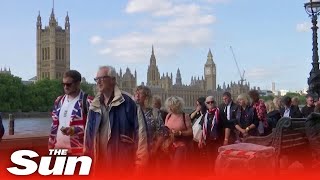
left=204, top=49, right=216, bottom=91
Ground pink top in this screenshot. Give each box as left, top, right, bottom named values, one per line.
left=165, top=113, right=192, bottom=147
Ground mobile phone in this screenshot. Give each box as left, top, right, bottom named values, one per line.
left=60, top=126, right=67, bottom=134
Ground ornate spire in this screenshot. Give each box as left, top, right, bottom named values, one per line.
left=206, top=48, right=214, bottom=64
left=126, top=67, right=130, bottom=73
left=150, top=45, right=157, bottom=66
left=208, top=48, right=213, bottom=58
left=37, top=11, right=41, bottom=21
left=66, top=11, right=69, bottom=21
left=65, top=12, right=70, bottom=30
left=37, top=11, right=42, bottom=28
left=177, top=68, right=181, bottom=76
left=176, top=68, right=182, bottom=85
left=49, top=0, right=57, bottom=26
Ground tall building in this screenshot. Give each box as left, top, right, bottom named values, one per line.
left=204, top=49, right=217, bottom=91
left=116, top=67, right=137, bottom=94
left=116, top=46, right=251, bottom=110
left=272, top=82, right=276, bottom=92
left=0, top=67, right=11, bottom=75
left=36, top=7, right=70, bottom=81
left=147, top=45, right=161, bottom=86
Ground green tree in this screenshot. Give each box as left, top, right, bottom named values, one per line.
left=0, top=74, right=23, bottom=112
left=21, top=84, right=34, bottom=112
left=80, top=82, right=95, bottom=96
left=285, top=92, right=306, bottom=105
left=31, top=79, right=63, bottom=112
left=260, top=95, right=274, bottom=102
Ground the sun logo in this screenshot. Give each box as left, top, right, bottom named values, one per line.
left=7, top=149, right=92, bottom=175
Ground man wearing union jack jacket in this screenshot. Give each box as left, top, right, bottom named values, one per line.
left=49, top=70, right=93, bottom=155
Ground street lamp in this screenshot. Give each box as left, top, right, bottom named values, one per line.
left=305, top=0, right=320, bottom=98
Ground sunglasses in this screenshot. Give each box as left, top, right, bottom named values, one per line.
left=206, top=101, right=215, bottom=104
left=94, top=75, right=110, bottom=82
left=61, top=82, right=73, bottom=87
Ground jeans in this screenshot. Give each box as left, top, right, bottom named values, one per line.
left=258, top=121, right=264, bottom=135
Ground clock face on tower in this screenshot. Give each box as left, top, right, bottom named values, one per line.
left=205, top=67, right=211, bottom=75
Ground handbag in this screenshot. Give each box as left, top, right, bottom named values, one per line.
left=160, top=126, right=174, bottom=154
left=192, top=115, right=203, bottom=142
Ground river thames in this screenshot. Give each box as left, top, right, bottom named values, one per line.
left=2, top=118, right=51, bottom=138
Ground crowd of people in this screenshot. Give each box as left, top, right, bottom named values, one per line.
left=16, top=65, right=320, bottom=176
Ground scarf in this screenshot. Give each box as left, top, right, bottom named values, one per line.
left=202, top=108, right=220, bottom=140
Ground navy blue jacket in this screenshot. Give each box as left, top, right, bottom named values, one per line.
left=84, top=86, right=148, bottom=171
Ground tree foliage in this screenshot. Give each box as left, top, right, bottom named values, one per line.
left=80, top=82, right=95, bottom=96
left=260, top=95, right=274, bottom=102
left=0, top=74, right=23, bottom=112
left=0, top=74, right=95, bottom=112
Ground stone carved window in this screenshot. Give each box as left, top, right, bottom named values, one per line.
left=44, top=48, right=47, bottom=60
left=59, top=48, right=61, bottom=60
left=62, top=48, right=64, bottom=60
left=56, top=47, right=58, bottom=60
left=42, top=48, right=45, bottom=60
left=48, top=48, right=50, bottom=59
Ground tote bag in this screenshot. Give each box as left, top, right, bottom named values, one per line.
left=192, top=115, right=203, bottom=142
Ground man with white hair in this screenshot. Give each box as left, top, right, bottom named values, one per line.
left=198, top=96, right=224, bottom=172
left=84, top=66, right=148, bottom=175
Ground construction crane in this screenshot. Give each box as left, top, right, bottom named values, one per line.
left=230, top=46, right=246, bottom=85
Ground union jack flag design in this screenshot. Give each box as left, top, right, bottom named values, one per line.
left=48, top=91, right=93, bottom=155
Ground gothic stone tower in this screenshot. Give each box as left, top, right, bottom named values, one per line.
left=176, top=68, right=182, bottom=86
left=36, top=8, right=70, bottom=80
left=147, top=45, right=161, bottom=86
left=204, top=49, right=217, bottom=91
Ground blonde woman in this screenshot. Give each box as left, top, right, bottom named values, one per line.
left=273, top=97, right=282, bottom=110
left=164, top=96, right=193, bottom=169
left=235, top=93, right=259, bottom=138
left=265, top=100, right=281, bottom=131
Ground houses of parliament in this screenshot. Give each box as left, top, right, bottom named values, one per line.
left=115, top=46, right=251, bottom=108
left=35, top=9, right=250, bottom=108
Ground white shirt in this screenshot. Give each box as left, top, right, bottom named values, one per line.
left=283, top=107, right=290, bottom=118
left=224, top=102, right=232, bottom=120
left=55, top=94, right=80, bottom=149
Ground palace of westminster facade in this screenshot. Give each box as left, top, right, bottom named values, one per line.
left=34, top=9, right=250, bottom=108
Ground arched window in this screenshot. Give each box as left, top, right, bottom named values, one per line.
left=62, top=48, right=64, bottom=60
left=44, top=48, right=47, bottom=60
left=42, top=48, right=45, bottom=60
left=59, top=48, right=61, bottom=60
left=56, top=47, right=58, bottom=60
